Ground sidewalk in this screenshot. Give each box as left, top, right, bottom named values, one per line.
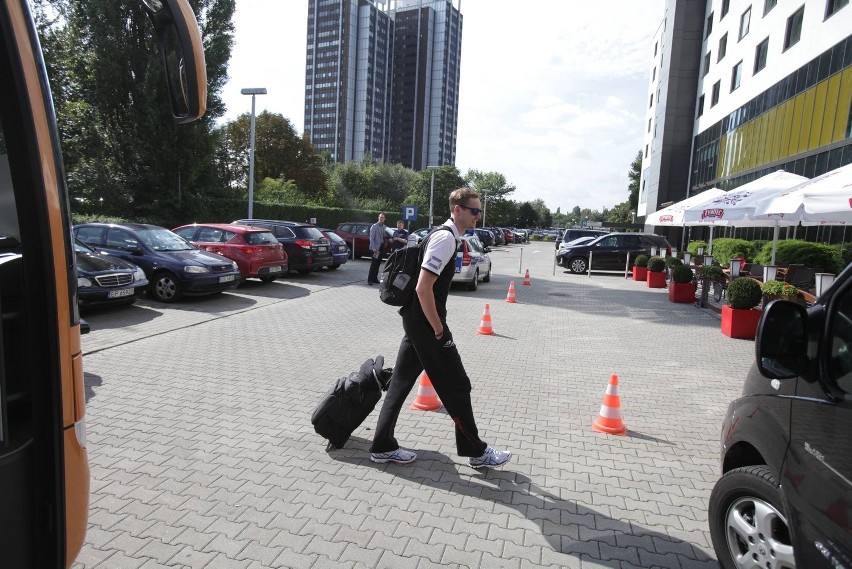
left=74, top=243, right=749, bottom=568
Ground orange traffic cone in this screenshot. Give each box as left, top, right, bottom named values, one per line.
left=410, top=371, right=442, bottom=411
left=523, top=269, right=531, bottom=286
left=477, top=303, right=495, bottom=335
left=592, top=374, right=627, bottom=435
left=505, top=281, right=517, bottom=303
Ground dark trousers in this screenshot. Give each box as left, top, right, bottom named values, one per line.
left=368, top=253, right=382, bottom=283
left=370, top=308, right=488, bottom=457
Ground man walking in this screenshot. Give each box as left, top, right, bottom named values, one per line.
left=367, top=213, right=386, bottom=285
left=369, top=187, right=512, bottom=469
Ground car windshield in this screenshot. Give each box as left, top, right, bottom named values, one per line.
left=74, top=239, right=94, bottom=253
left=245, top=231, right=278, bottom=245
left=136, top=228, right=196, bottom=251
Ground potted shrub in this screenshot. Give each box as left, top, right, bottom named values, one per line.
left=668, top=265, right=695, bottom=303
left=761, top=280, right=798, bottom=305
left=633, top=254, right=649, bottom=281
left=647, top=256, right=667, bottom=288
left=722, top=277, right=763, bottom=339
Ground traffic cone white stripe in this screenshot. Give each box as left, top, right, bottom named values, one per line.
left=598, top=405, right=623, bottom=419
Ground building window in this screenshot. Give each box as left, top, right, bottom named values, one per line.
left=731, top=60, right=743, bottom=91
left=764, top=0, right=778, bottom=15
left=826, top=0, right=849, bottom=18
left=654, top=42, right=658, bottom=55
left=697, top=94, right=705, bottom=117
left=649, top=93, right=654, bottom=108
left=645, top=144, right=649, bottom=158
left=704, top=52, right=712, bottom=76
left=711, top=81, right=721, bottom=106
left=718, top=33, right=728, bottom=61
left=705, top=12, right=714, bottom=38
left=754, top=37, right=769, bottom=74
left=739, top=6, right=751, bottom=40
left=722, top=0, right=730, bottom=17
left=648, top=118, right=652, bottom=132
left=784, top=6, right=804, bottom=50
left=653, top=67, right=657, bottom=81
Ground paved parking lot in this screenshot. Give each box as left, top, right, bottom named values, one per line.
left=73, top=242, right=753, bottom=569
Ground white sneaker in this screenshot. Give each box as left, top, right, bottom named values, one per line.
left=370, top=448, right=417, bottom=464
left=468, top=447, right=512, bottom=469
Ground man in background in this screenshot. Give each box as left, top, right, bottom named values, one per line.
left=367, top=213, right=386, bottom=285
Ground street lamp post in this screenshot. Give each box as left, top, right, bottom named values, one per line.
left=241, top=87, right=267, bottom=218
left=480, top=189, right=490, bottom=228
left=427, top=165, right=439, bottom=227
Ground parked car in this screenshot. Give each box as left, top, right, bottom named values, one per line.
left=73, top=222, right=241, bottom=302
left=74, top=239, right=148, bottom=308
left=489, top=227, right=505, bottom=246
left=233, top=219, right=333, bottom=274
left=409, top=227, right=432, bottom=245
left=453, top=235, right=491, bottom=291
left=335, top=221, right=394, bottom=258
left=556, top=233, right=671, bottom=274
left=317, top=228, right=349, bottom=269
left=500, top=228, right=514, bottom=244
left=707, top=265, right=852, bottom=569
left=172, top=223, right=287, bottom=282
left=474, top=228, right=494, bottom=247
left=555, top=228, right=608, bottom=250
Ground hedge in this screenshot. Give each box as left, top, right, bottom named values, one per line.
left=754, top=239, right=844, bottom=274
left=708, top=238, right=755, bottom=266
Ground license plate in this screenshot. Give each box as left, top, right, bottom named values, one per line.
left=318, top=246, right=328, bottom=253
left=219, top=275, right=236, bottom=283
left=107, top=288, right=135, bottom=299
left=268, top=266, right=282, bottom=273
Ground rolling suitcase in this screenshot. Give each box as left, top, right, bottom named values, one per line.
left=311, top=355, right=392, bottom=449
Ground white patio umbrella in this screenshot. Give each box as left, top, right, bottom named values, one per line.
left=644, top=188, right=726, bottom=227
left=753, top=163, right=852, bottom=226
left=681, top=170, right=809, bottom=263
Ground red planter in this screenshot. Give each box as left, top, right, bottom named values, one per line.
left=721, top=305, right=762, bottom=339
left=647, top=270, right=667, bottom=288
left=632, top=266, right=648, bottom=281
left=668, top=281, right=696, bottom=303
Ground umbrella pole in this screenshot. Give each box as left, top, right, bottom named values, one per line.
left=708, top=226, right=714, bottom=254
left=771, top=223, right=780, bottom=265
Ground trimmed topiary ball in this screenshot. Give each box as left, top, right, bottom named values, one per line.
left=634, top=254, right=649, bottom=267
left=671, top=265, right=694, bottom=283
left=727, top=277, right=762, bottom=310
left=666, top=257, right=683, bottom=268
left=647, top=256, right=666, bottom=272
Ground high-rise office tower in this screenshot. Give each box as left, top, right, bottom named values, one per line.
left=304, top=0, right=462, bottom=170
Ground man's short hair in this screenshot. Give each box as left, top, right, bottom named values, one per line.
left=449, top=187, right=480, bottom=209
left=397, top=220, right=404, bottom=226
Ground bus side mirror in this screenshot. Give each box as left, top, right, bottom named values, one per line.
left=141, top=0, right=207, bottom=123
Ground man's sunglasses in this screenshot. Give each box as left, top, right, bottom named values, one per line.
left=458, top=205, right=482, bottom=216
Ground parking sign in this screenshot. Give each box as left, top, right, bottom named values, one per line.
left=403, top=206, right=418, bottom=222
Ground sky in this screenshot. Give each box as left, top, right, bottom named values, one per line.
left=221, top=0, right=667, bottom=214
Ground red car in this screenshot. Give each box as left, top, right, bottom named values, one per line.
left=173, top=223, right=287, bottom=282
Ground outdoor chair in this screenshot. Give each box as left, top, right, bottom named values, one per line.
left=786, top=267, right=816, bottom=293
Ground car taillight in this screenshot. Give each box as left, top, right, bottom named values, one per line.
left=462, top=245, right=472, bottom=266
left=241, top=246, right=259, bottom=254
left=295, top=240, right=313, bottom=250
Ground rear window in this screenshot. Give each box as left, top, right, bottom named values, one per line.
left=245, top=231, right=277, bottom=245
left=292, top=226, right=324, bottom=239
left=325, top=232, right=345, bottom=245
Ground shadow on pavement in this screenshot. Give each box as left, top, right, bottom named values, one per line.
left=329, top=437, right=714, bottom=568
left=80, top=302, right=162, bottom=331
left=232, top=279, right=314, bottom=300
left=84, top=372, right=102, bottom=403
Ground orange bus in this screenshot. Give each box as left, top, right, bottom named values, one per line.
left=0, top=1, right=206, bottom=566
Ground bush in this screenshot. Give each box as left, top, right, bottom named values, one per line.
left=671, top=265, right=694, bottom=283
left=648, top=256, right=666, bottom=272
left=530, top=234, right=541, bottom=241
left=709, top=238, right=755, bottom=266
left=754, top=239, right=844, bottom=274
left=699, top=264, right=724, bottom=278
left=665, top=256, right=683, bottom=268
left=543, top=235, right=555, bottom=241
left=761, top=280, right=797, bottom=296
left=727, top=277, right=762, bottom=309
left=687, top=240, right=708, bottom=254
left=634, top=254, right=649, bottom=267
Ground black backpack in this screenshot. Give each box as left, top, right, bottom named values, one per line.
left=379, top=226, right=452, bottom=306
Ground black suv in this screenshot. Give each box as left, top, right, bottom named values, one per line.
left=708, top=266, right=852, bottom=569
left=233, top=219, right=332, bottom=274
left=556, top=233, right=671, bottom=274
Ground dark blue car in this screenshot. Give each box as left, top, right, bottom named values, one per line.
left=74, top=239, right=148, bottom=308
left=73, top=222, right=242, bottom=302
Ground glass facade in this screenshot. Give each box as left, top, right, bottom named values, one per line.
left=691, top=34, right=852, bottom=192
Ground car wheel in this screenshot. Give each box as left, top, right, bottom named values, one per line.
left=259, top=276, right=276, bottom=283
left=297, top=268, right=312, bottom=275
left=483, top=266, right=491, bottom=283
left=467, top=269, right=479, bottom=291
left=151, top=272, right=182, bottom=302
left=709, top=465, right=795, bottom=569
left=569, top=257, right=587, bottom=274
left=329, top=263, right=340, bottom=270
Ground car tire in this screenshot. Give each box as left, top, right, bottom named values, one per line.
left=151, top=272, right=182, bottom=302
left=569, top=257, right=587, bottom=274
left=467, top=269, right=479, bottom=291
left=297, top=268, right=313, bottom=275
left=483, top=266, right=491, bottom=283
left=329, top=263, right=340, bottom=270
left=708, top=465, right=795, bottom=569
left=259, top=276, right=277, bottom=283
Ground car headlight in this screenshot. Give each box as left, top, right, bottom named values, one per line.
left=183, top=265, right=210, bottom=274
left=133, top=267, right=146, bottom=281
left=230, top=261, right=238, bottom=271
left=77, top=277, right=92, bottom=288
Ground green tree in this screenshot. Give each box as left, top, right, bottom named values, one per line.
left=628, top=150, right=642, bottom=212
left=516, top=202, right=539, bottom=227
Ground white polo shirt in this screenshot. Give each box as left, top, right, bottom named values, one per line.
left=421, top=221, right=459, bottom=276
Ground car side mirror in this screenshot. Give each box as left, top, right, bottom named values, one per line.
left=756, top=299, right=809, bottom=379
left=484, top=247, right=491, bottom=253
left=128, top=246, right=143, bottom=255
